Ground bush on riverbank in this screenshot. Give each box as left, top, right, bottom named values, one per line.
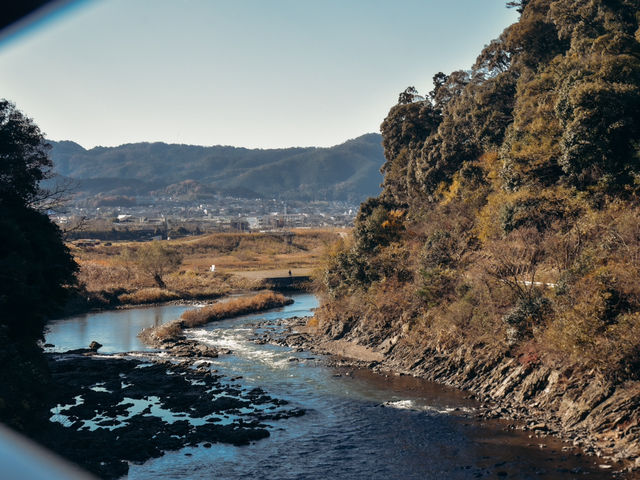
left=180, top=292, right=294, bottom=328
left=117, top=288, right=181, bottom=305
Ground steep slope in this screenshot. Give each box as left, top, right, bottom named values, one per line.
left=314, top=0, right=640, bottom=471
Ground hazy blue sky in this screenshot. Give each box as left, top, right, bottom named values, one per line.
left=0, top=1, right=518, bottom=149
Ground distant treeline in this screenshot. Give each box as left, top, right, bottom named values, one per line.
left=48, top=133, right=385, bottom=203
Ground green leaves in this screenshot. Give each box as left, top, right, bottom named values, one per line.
left=556, top=61, right=640, bottom=191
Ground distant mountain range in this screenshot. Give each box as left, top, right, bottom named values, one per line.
left=49, top=133, right=384, bottom=203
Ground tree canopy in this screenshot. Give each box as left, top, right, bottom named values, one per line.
left=0, top=100, right=77, bottom=341
left=123, top=241, right=183, bottom=289
left=375, top=0, right=640, bottom=201
left=0, top=100, right=53, bottom=206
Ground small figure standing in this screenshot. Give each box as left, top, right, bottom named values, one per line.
left=288, top=270, right=292, bottom=276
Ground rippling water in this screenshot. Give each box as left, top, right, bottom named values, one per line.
left=46, top=295, right=614, bottom=479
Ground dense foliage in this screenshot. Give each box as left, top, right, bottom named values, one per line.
left=319, top=0, right=640, bottom=381
left=0, top=100, right=77, bottom=429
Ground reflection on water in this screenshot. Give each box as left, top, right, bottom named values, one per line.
left=44, top=304, right=194, bottom=353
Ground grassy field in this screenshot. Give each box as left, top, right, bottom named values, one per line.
left=68, top=228, right=343, bottom=310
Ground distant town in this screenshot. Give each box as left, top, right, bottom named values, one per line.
left=52, top=194, right=358, bottom=241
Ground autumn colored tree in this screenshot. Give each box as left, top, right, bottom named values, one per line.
left=321, top=0, right=640, bottom=380
left=124, top=241, right=183, bottom=288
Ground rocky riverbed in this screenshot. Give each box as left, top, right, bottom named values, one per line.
left=37, top=345, right=304, bottom=479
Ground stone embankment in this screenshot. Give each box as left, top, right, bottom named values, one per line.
left=386, top=343, right=640, bottom=471
left=264, top=316, right=640, bottom=477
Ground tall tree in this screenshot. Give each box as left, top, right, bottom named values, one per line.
left=0, top=100, right=77, bottom=430
left=123, top=241, right=183, bottom=288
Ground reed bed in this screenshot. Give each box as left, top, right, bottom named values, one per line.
left=180, top=292, right=293, bottom=328
left=139, top=291, right=293, bottom=344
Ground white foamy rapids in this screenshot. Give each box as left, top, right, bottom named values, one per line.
left=382, top=400, right=474, bottom=415
left=383, top=400, right=417, bottom=410
left=188, top=329, right=291, bottom=369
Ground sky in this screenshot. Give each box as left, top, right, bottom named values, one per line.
left=0, top=1, right=518, bottom=150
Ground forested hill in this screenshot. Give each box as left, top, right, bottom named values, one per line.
left=49, top=133, right=384, bottom=202
left=317, top=0, right=640, bottom=458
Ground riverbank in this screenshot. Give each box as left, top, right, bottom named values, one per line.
left=40, top=294, right=624, bottom=480
left=262, top=316, right=640, bottom=477
left=58, top=275, right=310, bottom=321
left=36, top=292, right=301, bottom=478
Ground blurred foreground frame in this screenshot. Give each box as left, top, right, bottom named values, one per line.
left=1, top=1, right=77, bottom=40
left=0, top=423, right=96, bottom=480
left=1, top=3, right=95, bottom=479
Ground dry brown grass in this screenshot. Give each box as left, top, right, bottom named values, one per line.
left=140, top=321, right=185, bottom=344
left=140, top=291, right=293, bottom=344
left=69, top=229, right=340, bottom=307
left=180, top=292, right=293, bottom=328
left=76, top=261, right=144, bottom=293
left=117, top=288, right=181, bottom=305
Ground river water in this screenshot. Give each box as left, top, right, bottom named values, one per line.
left=45, top=294, right=613, bottom=479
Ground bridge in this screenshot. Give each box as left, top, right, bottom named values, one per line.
left=230, top=268, right=313, bottom=290
left=263, top=275, right=311, bottom=289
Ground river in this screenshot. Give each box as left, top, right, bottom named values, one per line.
left=45, top=294, right=613, bottom=479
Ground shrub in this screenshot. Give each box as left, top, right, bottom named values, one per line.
left=502, top=294, right=552, bottom=345
left=544, top=265, right=640, bottom=377
left=180, top=292, right=293, bottom=328
left=420, top=230, right=457, bottom=268
left=122, top=241, right=183, bottom=288
left=417, top=267, right=457, bottom=308
left=322, top=247, right=376, bottom=296
left=354, top=198, right=405, bottom=252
